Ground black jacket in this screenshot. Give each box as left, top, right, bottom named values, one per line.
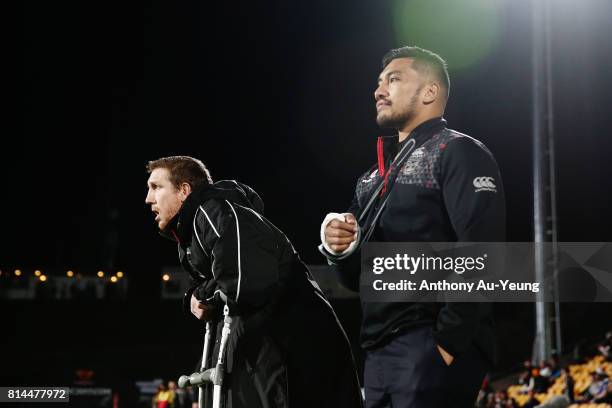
left=163, top=180, right=363, bottom=408
left=320, top=117, right=506, bottom=364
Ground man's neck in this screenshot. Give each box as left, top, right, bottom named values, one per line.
left=398, top=112, right=443, bottom=142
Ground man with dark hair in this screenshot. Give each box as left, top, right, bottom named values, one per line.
left=381, top=46, right=451, bottom=99
left=145, top=156, right=363, bottom=408
left=319, top=46, right=505, bottom=407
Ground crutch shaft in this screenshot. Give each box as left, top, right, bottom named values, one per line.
left=199, top=321, right=212, bottom=408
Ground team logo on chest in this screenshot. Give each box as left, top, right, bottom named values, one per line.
left=401, top=147, right=425, bottom=175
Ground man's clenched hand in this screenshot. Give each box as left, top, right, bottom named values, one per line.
left=190, top=294, right=215, bottom=321
left=324, top=213, right=358, bottom=253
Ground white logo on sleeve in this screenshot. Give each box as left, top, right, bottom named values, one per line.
left=473, top=177, right=497, bottom=192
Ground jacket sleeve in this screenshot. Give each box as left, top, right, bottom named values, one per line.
left=317, top=179, right=364, bottom=292
left=440, top=137, right=506, bottom=242
left=433, top=137, right=506, bottom=357
left=192, top=199, right=281, bottom=313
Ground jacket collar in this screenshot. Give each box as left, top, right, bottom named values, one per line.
left=159, top=183, right=213, bottom=244
left=159, top=180, right=264, bottom=244
left=406, top=116, right=446, bottom=146
left=377, top=117, right=447, bottom=173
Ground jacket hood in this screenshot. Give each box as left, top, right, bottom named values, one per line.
left=161, top=180, right=264, bottom=243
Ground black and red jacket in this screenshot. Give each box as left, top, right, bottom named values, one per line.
left=320, top=117, right=506, bottom=364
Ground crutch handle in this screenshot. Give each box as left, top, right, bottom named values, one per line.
left=178, top=369, right=216, bottom=388
left=178, top=375, right=191, bottom=388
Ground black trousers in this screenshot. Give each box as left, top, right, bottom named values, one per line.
left=364, top=326, right=489, bottom=408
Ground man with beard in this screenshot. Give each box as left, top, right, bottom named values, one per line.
left=319, top=46, right=506, bottom=407
left=145, top=156, right=363, bottom=408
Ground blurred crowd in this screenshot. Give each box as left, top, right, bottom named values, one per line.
left=153, top=380, right=197, bottom=408
left=476, top=331, right=612, bottom=408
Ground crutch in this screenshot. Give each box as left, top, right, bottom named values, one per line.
left=178, top=304, right=233, bottom=408
left=178, top=319, right=211, bottom=407
left=198, top=321, right=212, bottom=407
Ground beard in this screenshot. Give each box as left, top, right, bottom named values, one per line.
left=376, top=90, right=420, bottom=130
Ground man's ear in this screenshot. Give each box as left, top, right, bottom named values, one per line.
left=422, top=82, right=440, bottom=105
left=178, top=182, right=192, bottom=200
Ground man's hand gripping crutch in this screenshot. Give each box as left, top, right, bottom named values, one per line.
left=178, top=292, right=233, bottom=408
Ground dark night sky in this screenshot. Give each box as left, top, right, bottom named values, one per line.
left=9, top=0, right=612, bottom=291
